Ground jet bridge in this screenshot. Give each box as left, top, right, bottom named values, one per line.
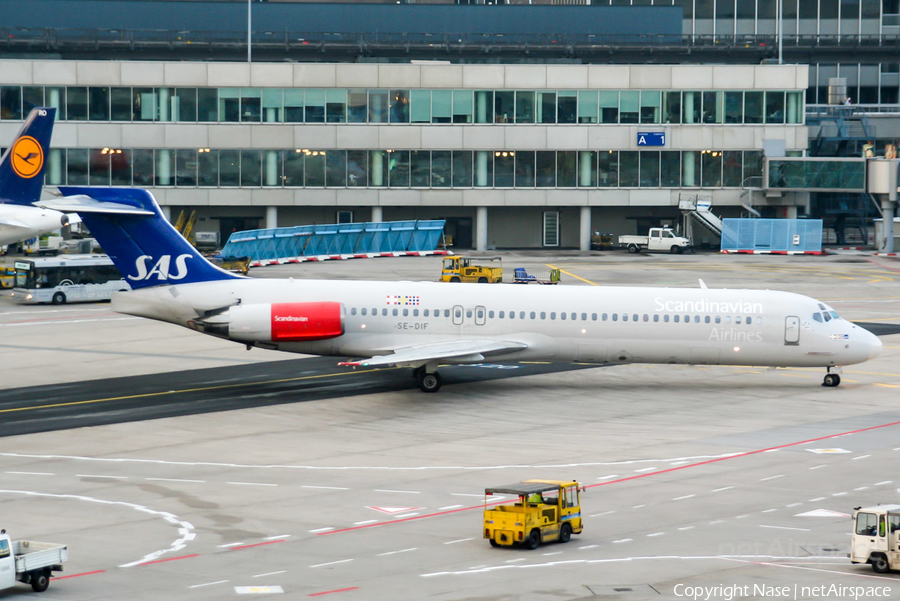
left=219, top=219, right=448, bottom=266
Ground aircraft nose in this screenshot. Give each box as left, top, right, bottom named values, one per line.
left=867, top=332, right=884, bottom=360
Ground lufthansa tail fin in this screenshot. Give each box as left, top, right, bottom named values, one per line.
left=0, top=107, right=56, bottom=205
left=46, top=187, right=241, bottom=290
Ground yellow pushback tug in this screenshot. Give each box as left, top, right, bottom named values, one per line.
left=483, top=480, right=584, bottom=549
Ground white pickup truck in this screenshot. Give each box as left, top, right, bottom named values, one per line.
left=0, top=530, right=68, bottom=592
left=619, top=227, right=691, bottom=254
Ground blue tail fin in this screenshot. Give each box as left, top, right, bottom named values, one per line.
left=56, top=186, right=241, bottom=290
left=0, top=107, right=56, bottom=206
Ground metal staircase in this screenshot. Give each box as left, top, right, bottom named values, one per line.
left=807, top=107, right=875, bottom=157
left=678, top=194, right=723, bottom=238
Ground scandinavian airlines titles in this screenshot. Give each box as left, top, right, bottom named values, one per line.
left=654, top=297, right=764, bottom=314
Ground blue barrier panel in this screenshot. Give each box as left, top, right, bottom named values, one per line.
left=221, top=219, right=446, bottom=261
left=721, top=219, right=823, bottom=253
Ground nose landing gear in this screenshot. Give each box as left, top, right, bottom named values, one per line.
left=822, top=368, right=841, bottom=387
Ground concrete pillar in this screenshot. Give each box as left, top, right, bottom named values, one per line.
left=579, top=151, right=593, bottom=187
left=47, top=88, right=61, bottom=113
left=48, top=148, right=62, bottom=185
left=476, top=206, right=488, bottom=251
left=371, top=152, right=384, bottom=186
left=265, top=150, right=279, bottom=186
left=879, top=199, right=896, bottom=253
left=158, top=88, right=170, bottom=121
left=266, top=206, right=278, bottom=230
left=475, top=151, right=489, bottom=187
left=787, top=91, right=799, bottom=124
left=683, top=152, right=696, bottom=187
left=476, top=91, right=489, bottom=124
left=579, top=206, right=592, bottom=251
left=161, top=205, right=172, bottom=222
left=157, top=150, right=171, bottom=185
left=783, top=205, right=798, bottom=219
left=371, top=206, right=383, bottom=223
left=372, top=93, right=384, bottom=122
left=684, top=92, right=695, bottom=124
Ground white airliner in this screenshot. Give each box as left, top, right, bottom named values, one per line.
left=42, top=187, right=883, bottom=393
left=0, top=108, right=78, bottom=247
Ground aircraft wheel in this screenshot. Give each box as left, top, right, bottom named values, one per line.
left=51, top=292, right=66, bottom=305
left=823, top=373, right=841, bottom=387
left=871, top=555, right=891, bottom=573
left=559, top=523, right=572, bottom=544
left=417, top=371, right=442, bottom=393
left=524, top=529, right=541, bottom=550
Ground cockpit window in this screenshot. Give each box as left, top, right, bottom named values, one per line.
left=812, top=313, right=822, bottom=323
left=818, top=303, right=826, bottom=310
left=823, top=312, right=832, bottom=322
left=830, top=311, right=840, bottom=319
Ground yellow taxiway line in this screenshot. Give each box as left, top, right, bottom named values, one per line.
left=0, top=367, right=396, bottom=415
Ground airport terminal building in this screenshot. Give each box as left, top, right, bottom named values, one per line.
left=2, top=0, right=892, bottom=249
left=0, top=60, right=808, bottom=249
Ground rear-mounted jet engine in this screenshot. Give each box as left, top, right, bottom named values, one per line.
left=204, top=301, right=344, bottom=343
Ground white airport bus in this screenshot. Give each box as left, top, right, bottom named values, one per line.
left=10, top=255, right=129, bottom=304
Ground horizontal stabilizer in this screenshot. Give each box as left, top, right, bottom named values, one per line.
left=339, top=339, right=527, bottom=368
left=50, top=186, right=241, bottom=290
left=37, top=195, right=154, bottom=216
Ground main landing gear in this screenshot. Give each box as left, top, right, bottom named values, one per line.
left=822, top=367, right=842, bottom=388
left=413, top=365, right=442, bottom=393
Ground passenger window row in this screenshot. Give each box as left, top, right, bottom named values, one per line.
left=347, top=306, right=760, bottom=325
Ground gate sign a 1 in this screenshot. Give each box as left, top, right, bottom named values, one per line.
left=637, top=132, right=665, bottom=146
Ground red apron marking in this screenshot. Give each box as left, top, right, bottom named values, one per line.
left=138, top=554, right=200, bottom=566
left=318, top=418, right=900, bottom=536
left=51, top=569, right=106, bottom=580
left=308, top=586, right=360, bottom=596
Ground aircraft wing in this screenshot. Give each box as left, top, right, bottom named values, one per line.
left=338, top=339, right=527, bottom=368
left=36, top=195, right=154, bottom=216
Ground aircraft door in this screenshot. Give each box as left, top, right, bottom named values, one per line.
left=452, top=305, right=464, bottom=325
left=784, top=316, right=800, bottom=345
left=475, top=305, right=486, bottom=326
left=891, top=515, right=900, bottom=560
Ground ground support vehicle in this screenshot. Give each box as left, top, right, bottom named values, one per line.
left=851, top=505, right=900, bottom=573
left=512, top=267, right=560, bottom=284
left=0, top=531, right=67, bottom=592
left=590, top=232, right=614, bottom=250
left=483, top=480, right=583, bottom=549
left=23, top=235, right=63, bottom=256
left=211, top=254, right=251, bottom=275
left=619, top=227, right=691, bottom=254
left=0, top=266, right=13, bottom=289
left=440, top=256, right=502, bottom=283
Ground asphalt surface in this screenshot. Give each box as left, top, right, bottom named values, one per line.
left=0, top=358, right=597, bottom=437
left=1, top=251, right=899, bottom=601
